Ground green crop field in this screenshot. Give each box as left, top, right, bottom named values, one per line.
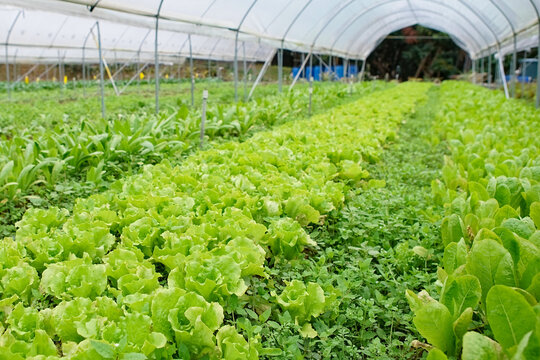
left=0, top=79, right=539, bottom=360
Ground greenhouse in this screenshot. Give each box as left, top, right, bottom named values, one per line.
left=1, top=0, right=540, bottom=359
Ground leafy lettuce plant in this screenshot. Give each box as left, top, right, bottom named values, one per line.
left=40, top=254, right=107, bottom=300
left=276, top=280, right=328, bottom=338
left=263, top=218, right=316, bottom=260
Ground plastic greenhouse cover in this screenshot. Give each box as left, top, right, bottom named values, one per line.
left=0, top=2, right=274, bottom=63
left=2, top=0, right=540, bottom=61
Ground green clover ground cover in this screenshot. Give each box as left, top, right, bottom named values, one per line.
left=256, top=86, right=447, bottom=358
left=0, top=82, right=428, bottom=359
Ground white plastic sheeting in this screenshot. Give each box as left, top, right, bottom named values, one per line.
left=0, top=2, right=274, bottom=63
left=1, top=0, right=540, bottom=62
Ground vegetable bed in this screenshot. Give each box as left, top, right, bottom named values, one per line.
left=408, top=82, right=540, bottom=359
left=0, top=82, right=428, bottom=359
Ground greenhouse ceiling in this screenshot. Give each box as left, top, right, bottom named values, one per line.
left=1, top=0, right=540, bottom=63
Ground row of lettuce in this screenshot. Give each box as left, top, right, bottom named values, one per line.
left=407, top=82, right=540, bottom=359
left=0, top=82, right=429, bottom=359
left=0, top=82, right=386, bottom=238
left=1, top=82, right=372, bottom=201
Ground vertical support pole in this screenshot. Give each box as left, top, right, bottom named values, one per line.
left=355, top=59, right=359, bottom=81
left=300, top=53, right=305, bottom=79
left=480, top=56, right=485, bottom=83
left=189, top=34, right=194, bottom=107
left=309, top=51, right=313, bottom=80
left=96, top=22, right=106, bottom=118
left=319, top=54, right=322, bottom=81
left=531, top=0, right=540, bottom=107
left=234, top=31, right=239, bottom=101
left=308, top=77, right=313, bottom=117
left=200, top=89, right=208, bottom=149
left=232, top=0, right=256, bottom=98
left=488, top=51, right=492, bottom=85
left=522, top=50, right=527, bottom=97
left=208, top=59, right=211, bottom=78
left=472, top=59, right=476, bottom=84
left=495, top=53, right=500, bottom=84
left=278, top=44, right=283, bottom=93
left=511, top=36, right=517, bottom=98
left=329, top=55, right=333, bottom=81
left=154, top=0, right=165, bottom=115
left=537, top=22, right=540, bottom=107
left=243, top=41, right=247, bottom=102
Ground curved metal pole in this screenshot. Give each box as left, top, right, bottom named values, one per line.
left=405, top=0, right=418, bottom=22
left=339, top=3, right=486, bottom=57
left=526, top=0, right=540, bottom=107
left=234, top=0, right=259, bottom=102
left=5, top=10, right=23, bottom=100
left=452, top=0, right=509, bottom=97
left=331, top=0, right=487, bottom=48
left=452, top=0, right=499, bottom=49
left=308, top=0, right=357, bottom=52
left=154, top=0, right=165, bottom=115
left=354, top=1, right=508, bottom=97
left=281, top=0, right=314, bottom=41
left=312, top=0, right=489, bottom=58
left=342, top=0, right=502, bottom=72
left=348, top=9, right=483, bottom=58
